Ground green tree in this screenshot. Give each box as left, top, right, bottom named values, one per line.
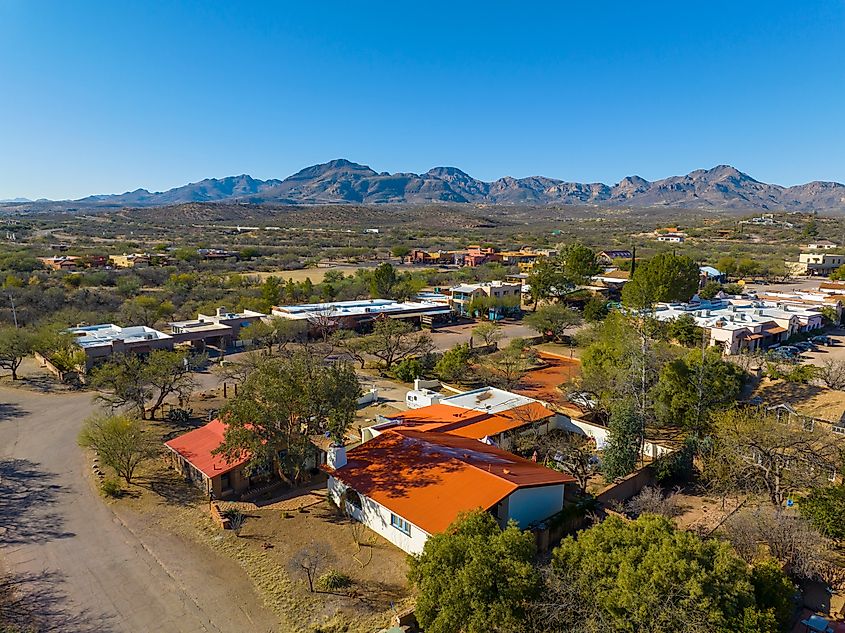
left=435, top=344, right=472, bottom=383
left=360, top=319, right=433, bottom=370
left=559, top=243, right=601, bottom=285
left=751, top=559, right=797, bottom=631
left=408, top=511, right=540, bottom=633
left=89, top=350, right=199, bottom=420
left=545, top=515, right=781, bottom=633
left=0, top=326, right=36, bottom=380
left=582, top=295, right=609, bottom=323
left=78, top=414, right=157, bottom=483
left=260, top=276, right=283, bottom=307
left=524, top=304, right=582, bottom=342
left=799, top=485, right=845, bottom=540
left=213, top=352, right=360, bottom=484
left=829, top=264, right=845, bottom=282
left=369, top=262, right=397, bottom=298
left=120, top=295, right=176, bottom=327
left=802, top=217, right=819, bottom=238
left=622, top=252, right=700, bottom=309
left=391, top=245, right=411, bottom=260
left=651, top=348, right=745, bottom=431
left=526, top=257, right=569, bottom=308
left=601, top=403, right=642, bottom=480
left=666, top=313, right=704, bottom=347
left=472, top=321, right=502, bottom=348
left=699, top=279, right=722, bottom=300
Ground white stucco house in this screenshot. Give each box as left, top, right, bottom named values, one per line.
left=324, top=429, right=573, bottom=555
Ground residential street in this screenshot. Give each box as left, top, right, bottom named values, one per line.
left=0, top=383, right=277, bottom=633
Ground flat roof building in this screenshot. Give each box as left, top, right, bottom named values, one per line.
left=67, top=323, right=174, bottom=369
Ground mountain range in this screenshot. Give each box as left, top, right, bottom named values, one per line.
left=8, top=160, right=845, bottom=212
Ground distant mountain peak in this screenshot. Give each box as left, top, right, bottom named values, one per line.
left=5, top=160, right=843, bottom=212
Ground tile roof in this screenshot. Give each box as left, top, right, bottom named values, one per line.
left=328, top=429, right=573, bottom=534
left=164, top=419, right=249, bottom=478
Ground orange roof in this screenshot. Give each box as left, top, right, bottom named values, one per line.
left=387, top=402, right=555, bottom=439
left=328, top=429, right=573, bottom=534
left=164, top=419, right=249, bottom=478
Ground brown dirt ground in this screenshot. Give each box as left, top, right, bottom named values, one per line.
left=515, top=352, right=581, bottom=406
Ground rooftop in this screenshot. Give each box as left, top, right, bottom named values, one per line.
left=67, top=324, right=172, bottom=348
left=164, top=419, right=250, bottom=478
left=272, top=298, right=450, bottom=320
left=384, top=401, right=555, bottom=439
left=440, top=386, right=538, bottom=414
left=328, top=428, right=573, bottom=534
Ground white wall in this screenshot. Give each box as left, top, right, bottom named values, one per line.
left=328, top=477, right=430, bottom=555
left=505, top=484, right=565, bottom=527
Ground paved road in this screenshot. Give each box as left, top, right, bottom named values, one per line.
left=429, top=320, right=537, bottom=351
left=0, top=385, right=277, bottom=633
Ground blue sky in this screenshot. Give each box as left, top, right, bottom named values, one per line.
left=1, top=1, right=844, bottom=199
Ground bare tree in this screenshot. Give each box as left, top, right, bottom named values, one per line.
left=472, top=321, right=502, bottom=348
left=541, top=432, right=597, bottom=495
left=289, top=544, right=333, bottom=593
left=817, top=358, right=845, bottom=390
left=722, top=506, right=831, bottom=580
left=360, top=318, right=433, bottom=370
left=626, top=485, right=679, bottom=518
left=704, top=408, right=843, bottom=507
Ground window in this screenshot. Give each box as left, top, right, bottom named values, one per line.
left=220, top=473, right=231, bottom=491
left=390, top=513, right=411, bottom=535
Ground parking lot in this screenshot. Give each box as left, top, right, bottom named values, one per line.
left=797, top=328, right=845, bottom=365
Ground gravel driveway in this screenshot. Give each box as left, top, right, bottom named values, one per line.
left=0, top=383, right=277, bottom=633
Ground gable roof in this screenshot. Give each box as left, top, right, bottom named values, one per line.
left=328, top=429, right=573, bottom=534
left=164, top=419, right=249, bottom=478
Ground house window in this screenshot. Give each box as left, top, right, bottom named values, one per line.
left=833, top=424, right=845, bottom=435
left=802, top=418, right=815, bottom=432
left=390, top=513, right=411, bottom=535
left=345, top=488, right=363, bottom=511
left=220, top=473, right=232, bottom=491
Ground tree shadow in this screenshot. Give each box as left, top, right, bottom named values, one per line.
left=0, top=402, right=27, bottom=423
left=0, top=459, right=75, bottom=545
left=0, top=568, right=117, bottom=632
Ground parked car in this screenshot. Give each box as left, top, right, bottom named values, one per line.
left=567, top=391, right=598, bottom=410
left=794, top=341, right=814, bottom=352
left=811, top=335, right=833, bottom=346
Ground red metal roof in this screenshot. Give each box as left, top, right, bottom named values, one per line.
left=164, top=419, right=249, bottom=479
left=327, top=428, right=573, bottom=534
left=386, top=401, right=555, bottom=440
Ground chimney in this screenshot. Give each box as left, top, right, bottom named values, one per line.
left=216, top=307, right=225, bottom=317
left=327, top=445, right=347, bottom=470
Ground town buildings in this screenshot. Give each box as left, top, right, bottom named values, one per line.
left=787, top=252, right=845, bottom=276
left=271, top=298, right=451, bottom=330
left=652, top=296, right=831, bottom=354
left=448, top=280, right=522, bottom=318
left=67, top=323, right=174, bottom=370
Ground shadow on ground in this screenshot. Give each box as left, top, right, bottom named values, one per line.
left=0, top=402, right=28, bottom=423
left=0, top=568, right=117, bottom=632
left=0, top=459, right=75, bottom=545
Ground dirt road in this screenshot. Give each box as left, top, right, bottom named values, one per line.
left=0, top=385, right=277, bottom=633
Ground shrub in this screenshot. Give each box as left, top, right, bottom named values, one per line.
left=100, top=477, right=123, bottom=498
left=317, top=570, right=352, bottom=592
left=799, top=485, right=845, bottom=540
left=393, top=358, right=423, bottom=383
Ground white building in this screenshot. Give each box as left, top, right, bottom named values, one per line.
left=788, top=252, right=845, bottom=276
left=808, top=240, right=839, bottom=250
left=325, top=429, right=573, bottom=555
left=271, top=298, right=451, bottom=330
left=67, top=324, right=174, bottom=370
left=448, top=281, right=522, bottom=318
left=652, top=298, right=827, bottom=354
